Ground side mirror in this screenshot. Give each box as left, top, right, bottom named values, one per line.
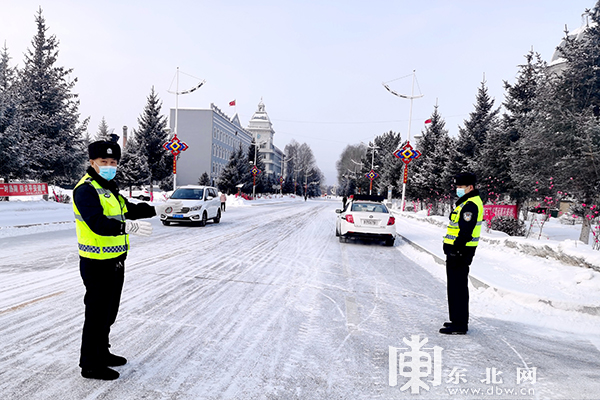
left=206, top=196, right=214, bottom=201
left=335, top=209, right=342, bottom=214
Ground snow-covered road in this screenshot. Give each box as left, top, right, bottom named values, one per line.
left=1, top=199, right=599, bottom=399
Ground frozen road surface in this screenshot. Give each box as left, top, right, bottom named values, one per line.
left=1, top=199, right=599, bottom=399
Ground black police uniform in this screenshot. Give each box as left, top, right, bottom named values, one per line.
left=441, top=188, right=482, bottom=334
left=74, top=166, right=155, bottom=372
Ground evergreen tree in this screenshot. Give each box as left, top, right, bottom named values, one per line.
left=94, top=117, right=111, bottom=141
left=549, top=1, right=600, bottom=202
left=373, top=131, right=403, bottom=197
left=503, top=51, right=549, bottom=208
left=115, top=133, right=150, bottom=193
left=0, top=42, right=23, bottom=182
left=198, top=172, right=211, bottom=185
left=18, top=8, right=87, bottom=185
left=409, top=105, right=453, bottom=214
left=135, top=86, right=171, bottom=191
left=453, top=78, right=500, bottom=181
left=555, top=2, right=600, bottom=117
left=217, top=144, right=249, bottom=194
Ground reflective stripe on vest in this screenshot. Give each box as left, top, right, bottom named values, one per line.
left=73, top=174, right=130, bottom=259
left=443, top=195, right=484, bottom=247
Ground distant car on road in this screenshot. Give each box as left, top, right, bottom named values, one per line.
left=120, top=186, right=152, bottom=201
left=159, top=185, right=221, bottom=226
left=335, top=194, right=396, bottom=246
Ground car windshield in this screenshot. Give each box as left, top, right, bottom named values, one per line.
left=350, top=202, right=388, bottom=213
left=170, top=188, right=204, bottom=200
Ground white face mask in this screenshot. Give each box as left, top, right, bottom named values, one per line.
left=456, top=188, right=466, bottom=198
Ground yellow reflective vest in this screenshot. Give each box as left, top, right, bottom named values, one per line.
left=73, top=174, right=129, bottom=259
left=443, top=195, right=484, bottom=247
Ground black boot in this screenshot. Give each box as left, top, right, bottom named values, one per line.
left=105, top=353, right=127, bottom=367
left=81, top=367, right=120, bottom=380
left=439, top=323, right=468, bottom=335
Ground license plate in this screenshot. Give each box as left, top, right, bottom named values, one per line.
left=172, top=214, right=184, bottom=219
left=362, top=219, right=378, bottom=225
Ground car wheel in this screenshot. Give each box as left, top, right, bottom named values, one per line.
left=214, top=210, right=221, bottom=223
left=199, top=212, right=208, bottom=227
left=162, top=221, right=171, bottom=226
left=385, top=237, right=395, bottom=246
left=335, top=226, right=340, bottom=237
left=339, top=236, right=346, bottom=243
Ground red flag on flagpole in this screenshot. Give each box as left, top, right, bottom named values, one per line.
left=229, top=100, right=236, bottom=106
left=424, top=118, right=432, bottom=124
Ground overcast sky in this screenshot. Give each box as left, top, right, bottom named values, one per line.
left=1, top=0, right=595, bottom=185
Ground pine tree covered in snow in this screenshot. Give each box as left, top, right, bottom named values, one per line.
left=409, top=105, right=453, bottom=214
left=372, top=131, right=402, bottom=197
left=135, top=86, right=171, bottom=190
left=94, top=117, right=111, bottom=142
left=18, top=8, right=87, bottom=185
left=556, top=2, right=600, bottom=117
left=453, top=78, right=500, bottom=180
left=504, top=51, right=552, bottom=207
left=116, top=133, right=150, bottom=191
left=198, top=172, right=211, bottom=186
left=549, top=1, right=600, bottom=202
left=0, top=43, right=23, bottom=182
left=217, top=144, right=249, bottom=195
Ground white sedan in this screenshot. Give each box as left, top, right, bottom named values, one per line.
left=160, top=185, right=222, bottom=226
left=335, top=196, right=396, bottom=246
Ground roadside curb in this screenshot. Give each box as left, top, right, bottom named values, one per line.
left=0, top=220, right=74, bottom=229
left=395, top=231, right=600, bottom=317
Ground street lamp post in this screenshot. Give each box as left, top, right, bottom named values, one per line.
left=350, top=159, right=363, bottom=194
left=166, top=67, right=205, bottom=191
left=383, top=70, right=424, bottom=210
left=250, top=138, right=268, bottom=199
left=367, top=143, right=379, bottom=195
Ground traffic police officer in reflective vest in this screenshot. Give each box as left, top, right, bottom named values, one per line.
left=440, top=172, right=483, bottom=335
left=73, top=135, right=181, bottom=380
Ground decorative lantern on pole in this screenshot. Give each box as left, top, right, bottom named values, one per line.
left=393, top=141, right=421, bottom=210
left=250, top=165, right=261, bottom=199
left=163, top=133, right=188, bottom=190
left=278, top=175, right=285, bottom=195
left=365, top=170, right=379, bottom=195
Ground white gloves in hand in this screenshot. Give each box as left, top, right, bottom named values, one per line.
left=125, top=220, right=153, bottom=236
left=155, top=201, right=184, bottom=215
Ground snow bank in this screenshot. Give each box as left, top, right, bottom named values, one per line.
left=400, top=212, right=600, bottom=272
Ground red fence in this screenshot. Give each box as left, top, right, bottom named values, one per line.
left=0, top=183, right=48, bottom=196
left=483, top=205, right=518, bottom=222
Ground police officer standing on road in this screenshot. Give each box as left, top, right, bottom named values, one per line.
left=73, top=135, right=182, bottom=380
left=440, top=172, right=483, bottom=335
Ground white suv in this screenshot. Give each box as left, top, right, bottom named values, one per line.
left=160, top=185, right=222, bottom=226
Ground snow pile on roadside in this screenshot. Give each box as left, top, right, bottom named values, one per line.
left=0, top=200, right=75, bottom=238
left=395, top=211, right=600, bottom=311
left=404, top=211, right=600, bottom=272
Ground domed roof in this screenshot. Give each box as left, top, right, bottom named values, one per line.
left=250, top=99, right=271, bottom=123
